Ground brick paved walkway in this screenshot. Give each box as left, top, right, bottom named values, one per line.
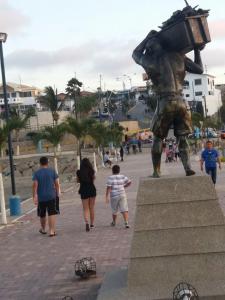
left=1, top=149, right=225, bottom=300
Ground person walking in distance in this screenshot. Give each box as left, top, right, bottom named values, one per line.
left=76, top=158, right=96, bottom=232
left=200, top=140, right=221, bottom=185
left=103, top=151, right=112, bottom=167
left=120, top=145, right=124, bottom=161
left=32, top=156, right=60, bottom=237
left=105, top=165, right=131, bottom=228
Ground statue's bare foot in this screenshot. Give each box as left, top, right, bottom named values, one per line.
left=186, top=169, right=195, bottom=176
left=152, top=171, right=160, bottom=178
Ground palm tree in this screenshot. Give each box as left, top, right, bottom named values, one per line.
left=38, top=86, right=60, bottom=126
left=26, top=131, right=43, bottom=152
left=65, top=116, right=95, bottom=159
left=8, top=108, right=35, bottom=155
left=88, top=122, right=109, bottom=166
left=39, top=124, right=66, bottom=173
left=108, top=122, right=124, bottom=147
left=76, top=95, right=97, bottom=118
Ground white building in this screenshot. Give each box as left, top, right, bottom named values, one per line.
left=183, top=73, right=222, bottom=116
left=0, top=82, right=42, bottom=112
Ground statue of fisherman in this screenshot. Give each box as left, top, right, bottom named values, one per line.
left=132, top=29, right=204, bottom=177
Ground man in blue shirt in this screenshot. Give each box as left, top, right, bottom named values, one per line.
left=200, top=140, right=221, bottom=184
left=33, top=157, right=60, bottom=236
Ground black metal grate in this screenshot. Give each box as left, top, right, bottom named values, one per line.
left=74, top=257, right=96, bottom=279
left=173, top=282, right=199, bottom=300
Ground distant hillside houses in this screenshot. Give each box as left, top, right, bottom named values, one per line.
left=0, top=82, right=42, bottom=112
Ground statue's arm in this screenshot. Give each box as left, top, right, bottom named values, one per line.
left=185, top=49, right=204, bottom=74
left=132, top=37, right=148, bottom=65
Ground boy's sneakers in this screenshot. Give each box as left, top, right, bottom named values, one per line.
left=90, top=224, right=94, bottom=229
left=125, top=222, right=130, bottom=229
left=110, top=221, right=116, bottom=227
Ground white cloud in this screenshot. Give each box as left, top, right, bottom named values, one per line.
left=5, top=39, right=137, bottom=75
left=0, top=0, right=29, bottom=35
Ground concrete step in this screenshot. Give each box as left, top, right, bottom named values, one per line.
left=131, top=225, right=225, bottom=257
left=128, top=253, right=225, bottom=299
left=137, top=175, right=217, bottom=205
left=134, top=200, right=225, bottom=231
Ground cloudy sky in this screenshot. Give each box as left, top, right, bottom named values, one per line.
left=1, top=0, right=225, bottom=92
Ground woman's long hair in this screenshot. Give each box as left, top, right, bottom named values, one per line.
left=79, top=158, right=95, bottom=183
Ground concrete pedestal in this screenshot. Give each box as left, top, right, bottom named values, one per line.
left=98, top=175, right=225, bottom=300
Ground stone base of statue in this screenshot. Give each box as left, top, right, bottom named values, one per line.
left=97, top=175, right=225, bottom=300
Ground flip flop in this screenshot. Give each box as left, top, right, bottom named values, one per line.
left=39, top=229, right=47, bottom=235
left=49, top=232, right=56, bottom=237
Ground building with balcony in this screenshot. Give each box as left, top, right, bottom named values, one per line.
left=0, top=82, right=42, bottom=112
left=182, top=73, right=222, bottom=116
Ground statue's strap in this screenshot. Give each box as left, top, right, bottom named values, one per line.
left=158, top=92, right=183, bottom=100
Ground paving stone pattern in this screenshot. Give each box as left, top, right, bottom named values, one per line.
left=1, top=150, right=225, bottom=299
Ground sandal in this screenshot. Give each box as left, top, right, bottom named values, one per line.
left=49, top=232, right=56, bottom=237
left=39, top=229, right=47, bottom=235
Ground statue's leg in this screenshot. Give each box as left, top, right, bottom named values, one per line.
left=151, top=136, right=163, bottom=178
left=177, top=136, right=195, bottom=176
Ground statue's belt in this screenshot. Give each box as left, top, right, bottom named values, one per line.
left=157, top=92, right=183, bottom=101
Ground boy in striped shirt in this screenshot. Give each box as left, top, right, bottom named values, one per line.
left=105, top=165, right=131, bottom=228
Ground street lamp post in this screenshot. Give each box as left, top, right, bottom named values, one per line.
left=202, top=95, right=208, bottom=139
left=0, top=32, right=21, bottom=216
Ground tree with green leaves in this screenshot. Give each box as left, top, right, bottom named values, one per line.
left=76, top=95, right=97, bottom=118
left=40, top=124, right=66, bottom=173
left=66, top=77, right=82, bottom=119
left=38, top=86, right=60, bottom=125
left=65, top=116, right=95, bottom=158
left=89, top=122, right=109, bottom=149
left=88, top=121, right=111, bottom=166
left=7, top=107, right=35, bottom=155
left=26, top=131, right=43, bottom=149
left=108, top=122, right=124, bottom=147
left=191, top=112, right=204, bottom=128
left=121, top=98, right=130, bottom=115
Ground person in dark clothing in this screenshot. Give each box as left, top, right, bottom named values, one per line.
left=120, top=146, right=124, bottom=161
left=126, top=143, right=130, bottom=154
left=132, top=144, right=137, bottom=154
left=76, top=158, right=96, bottom=231
left=137, top=139, right=142, bottom=152
left=32, top=156, right=60, bottom=237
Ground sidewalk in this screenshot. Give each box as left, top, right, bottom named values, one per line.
left=0, top=150, right=225, bottom=300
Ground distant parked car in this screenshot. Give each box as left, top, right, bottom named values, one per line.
left=221, top=130, right=225, bottom=139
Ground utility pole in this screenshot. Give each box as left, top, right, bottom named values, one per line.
left=98, top=74, right=102, bottom=122
left=203, top=95, right=208, bottom=138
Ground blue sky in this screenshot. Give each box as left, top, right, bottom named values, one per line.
left=1, top=0, right=225, bottom=91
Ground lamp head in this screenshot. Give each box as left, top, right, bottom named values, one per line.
left=0, top=33, right=7, bottom=43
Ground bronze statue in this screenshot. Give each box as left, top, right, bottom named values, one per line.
left=132, top=3, right=210, bottom=178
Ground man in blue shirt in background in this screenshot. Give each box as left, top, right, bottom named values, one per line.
left=200, top=140, right=221, bottom=185
left=33, top=156, right=60, bottom=236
